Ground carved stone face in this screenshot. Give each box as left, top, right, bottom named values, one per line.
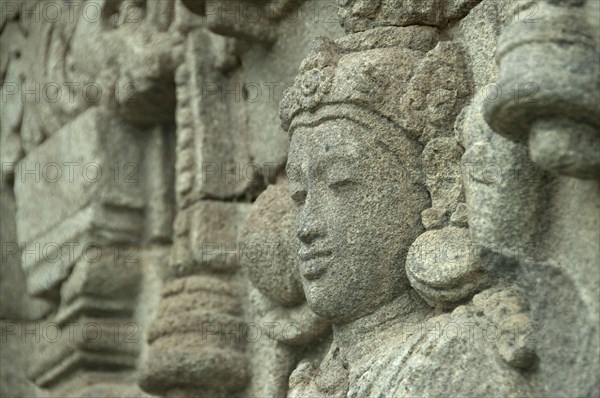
left=286, top=118, right=428, bottom=324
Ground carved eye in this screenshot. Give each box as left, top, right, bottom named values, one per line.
left=291, top=190, right=307, bottom=206
left=328, top=178, right=355, bottom=191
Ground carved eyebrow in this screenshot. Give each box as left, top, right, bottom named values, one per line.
left=314, top=151, right=360, bottom=177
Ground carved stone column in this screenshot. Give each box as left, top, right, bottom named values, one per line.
left=139, top=18, right=252, bottom=397
left=4, top=1, right=178, bottom=396
left=139, top=0, right=344, bottom=395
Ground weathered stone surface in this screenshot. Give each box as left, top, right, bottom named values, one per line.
left=0, top=17, right=25, bottom=178
left=338, top=0, right=481, bottom=33
left=280, top=0, right=598, bottom=396
left=139, top=275, right=248, bottom=396
left=239, top=179, right=303, bottom=307
left=423, top=137, right=465, bottom=214
left=1, top=0, right=598, bottom=397
left=170, top=200, right=251, bottom=276
left=450, top=202, right=469, bottom=227
left=459, top=2, right=600, bottom=397
left=13, top=108, right=147, bottom=301
left=28, top=317, right=140, bottom=389
left=0, top=321, right=39, bottom=398
left=279, top=29, right=471, bottom=143
left=183, top=0, right=306, bottom=43
left=57, top=248, right=141, bottom=319
left=240, top=180, right=331, bottom=398
left=483, top=0, right=600, bottom=179
left=14, top=108, right=145, bottom=246
left=281, top=22, right=529, bottom=394
left=286, top=117, right=429, bottom=324
left=1, top=2, right=177, bottom=396
left=0, top=182, right=51, bottom=319
left=420, top=207, right=449, bottom=230
left=407, top=226, right=490, bottom=309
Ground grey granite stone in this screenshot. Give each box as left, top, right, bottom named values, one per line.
left=0, top=0, right=597, bottom=396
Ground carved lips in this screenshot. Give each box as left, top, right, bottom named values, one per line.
left=298, top=249, right=333, bottom=280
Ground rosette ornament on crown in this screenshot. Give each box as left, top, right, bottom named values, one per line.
left=280, top=38, right=341, bottom=122
left=280, top=35, right=402, bottom=135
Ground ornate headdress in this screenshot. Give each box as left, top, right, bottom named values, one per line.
left=279, top=26, right=471, bottom=146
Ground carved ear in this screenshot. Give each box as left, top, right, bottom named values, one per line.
left=400, top=38, right=487, bottom=309
left=406, top=226, right=491, bottom=309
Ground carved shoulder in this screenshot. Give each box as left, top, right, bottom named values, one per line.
left=347, top=287, right=536, bottom=398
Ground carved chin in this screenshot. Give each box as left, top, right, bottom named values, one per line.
left=301, top=276, right=381, bottom=324
left=302, top=279, right=352, bottom=323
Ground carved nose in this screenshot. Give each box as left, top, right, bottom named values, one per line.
left=297, top=218, right=327, bottom=245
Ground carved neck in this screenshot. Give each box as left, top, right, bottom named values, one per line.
left=331, top=288, right=434, bottom=359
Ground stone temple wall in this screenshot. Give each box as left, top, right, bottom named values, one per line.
left=0, top=0, right=598, bottom=397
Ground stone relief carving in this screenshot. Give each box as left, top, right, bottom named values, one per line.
left=484, top=0, right=599, bottom=180
left=1, top=0, right=598, bottom=397
left=471, top=1, right=600, bottom=395
left=278, top=15, right=536, bottom=395
left=2, top=1, right=179, bottom=396
left=139, top=1, right=343, bottom=396
left=238, top=179, right=330, bottom=397
left=183, top=0, right=307, bottom=43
